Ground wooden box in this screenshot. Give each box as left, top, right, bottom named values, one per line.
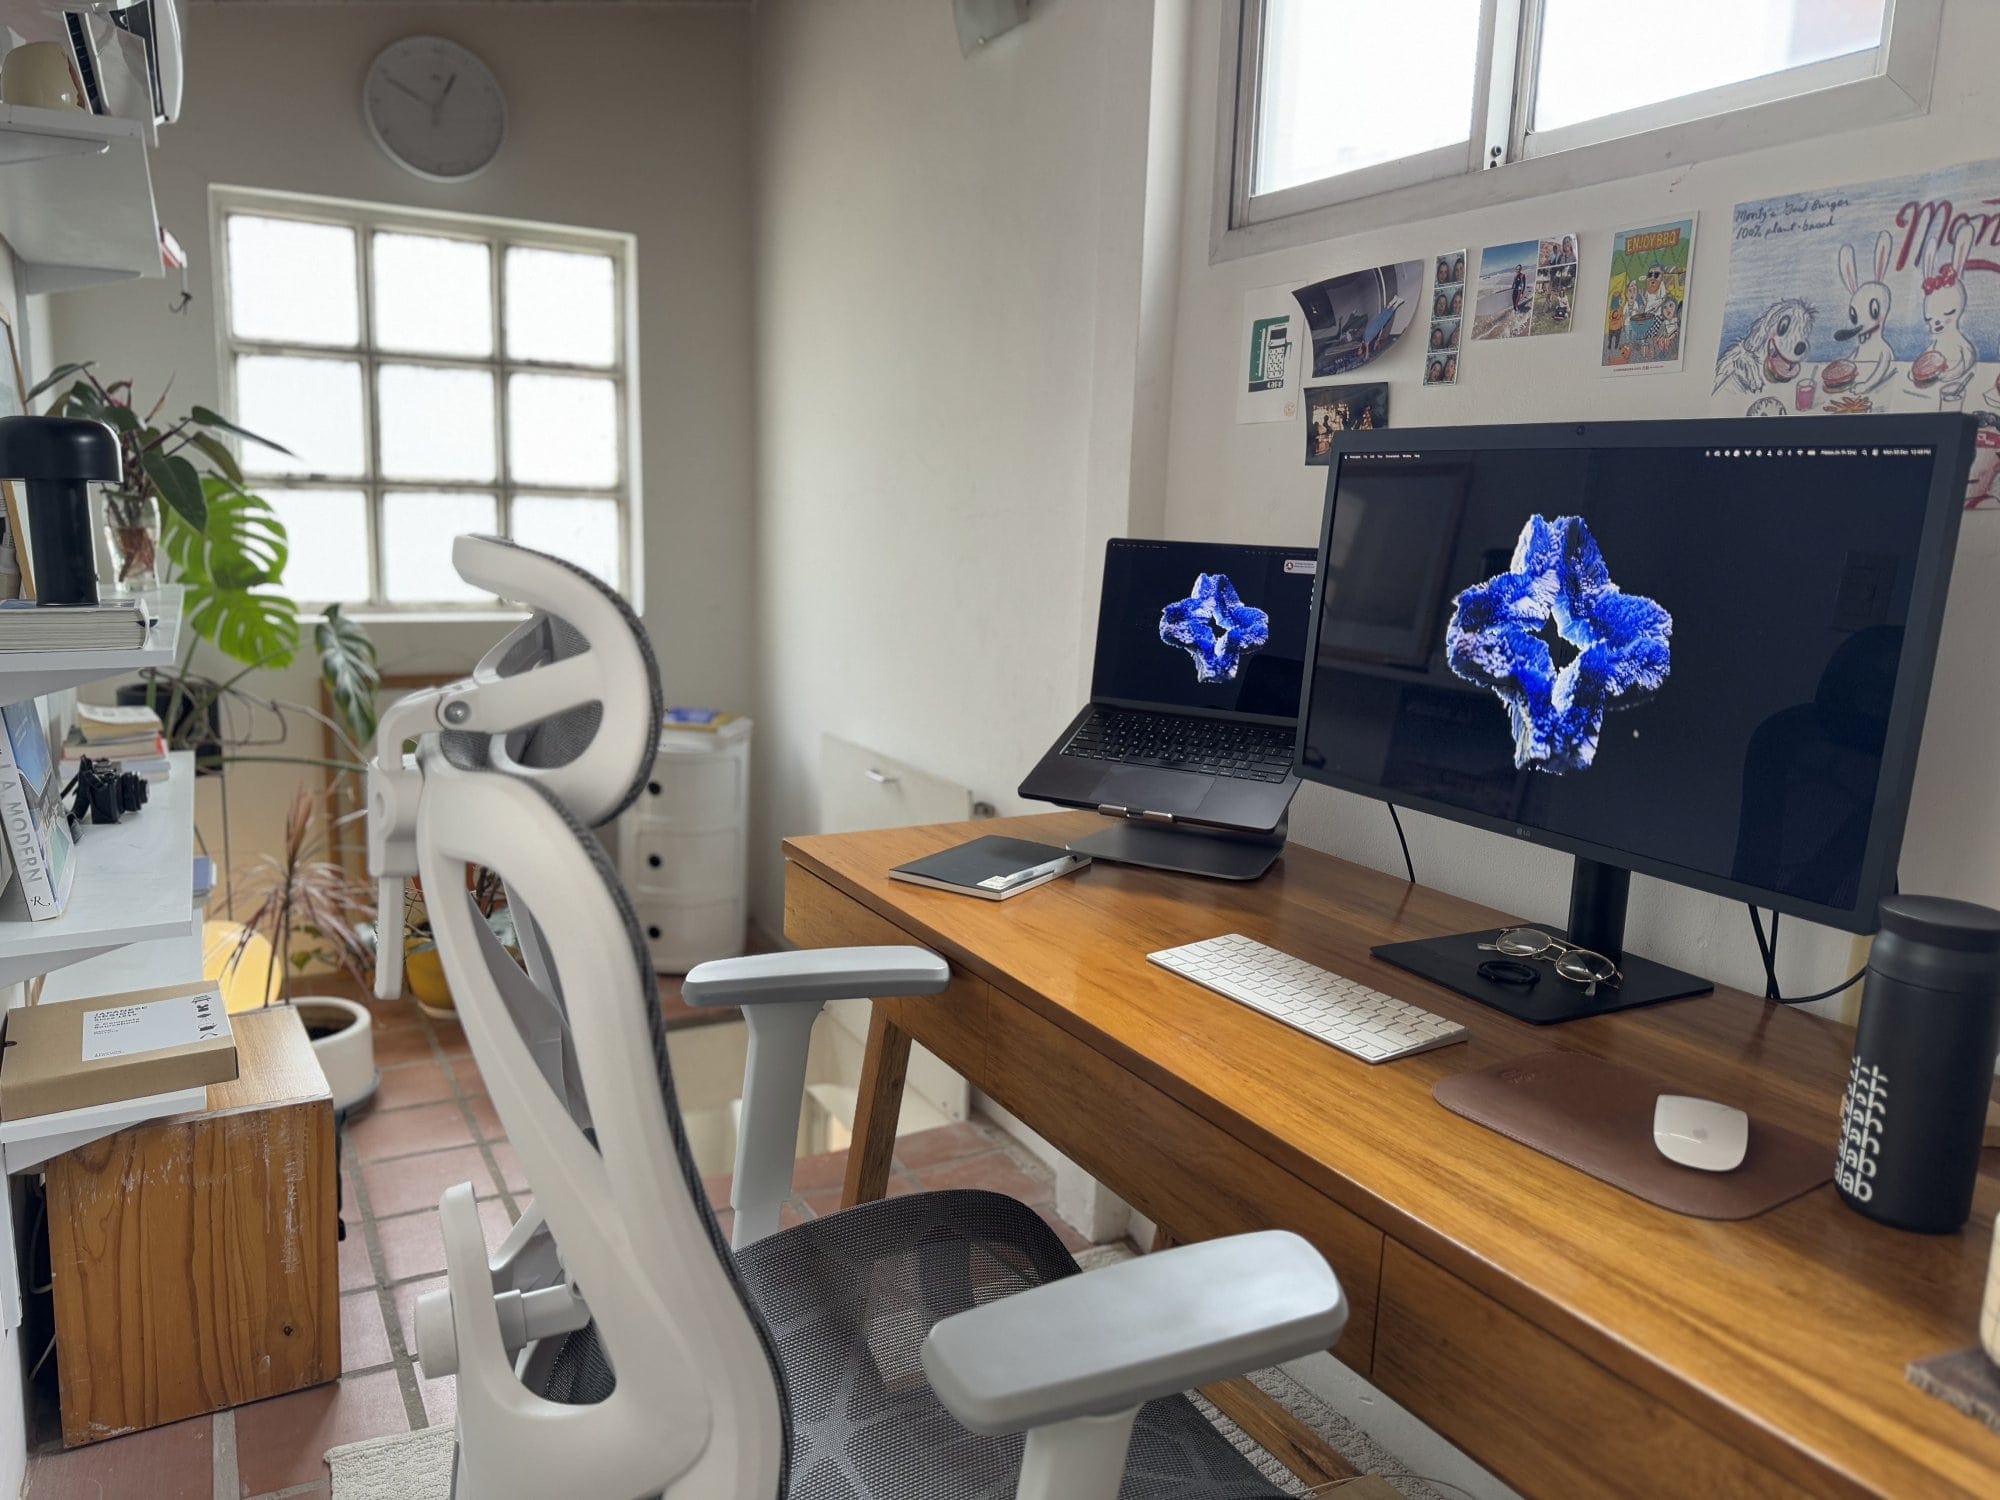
left=43, top=1006, right=340, bottom=1446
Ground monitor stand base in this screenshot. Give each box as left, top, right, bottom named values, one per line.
left=1067, top=818, right=1285, bottom=881
left=1373, top=928, right=1713, bottom=1025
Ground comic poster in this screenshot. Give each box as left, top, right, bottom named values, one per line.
left=1603, top=218, right=1696, bottom=373
left=1710, top=160, right=2000, bottom=505
left=1236, top=281, right=1300, bottom=424
left=1291, top=260, right=1423, bottom=378
left=1472, top=234, right=1579, bottom=340
left=1427, top=249, right=1465, bottom=385
left=1304, top=382, right=1389, bottom=464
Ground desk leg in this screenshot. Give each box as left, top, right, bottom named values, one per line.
left=842, top=1004, right=911, bottom=1208
left=1154, top=1228, right=1361, bottom=1490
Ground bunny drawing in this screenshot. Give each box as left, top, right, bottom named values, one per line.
left=1919, top=222, right=1978, bottom=404
left=1834, top=230, right=1898, bottom=395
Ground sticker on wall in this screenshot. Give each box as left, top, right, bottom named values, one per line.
left=1603, top=218, right=1696, bottom=374
left=1236, top=282, right=1301, bottom=424
left=1426, top=250, right=1465, bottom=386
left=1304, top=382, right=1389, bottom=464
left=1472, top=235, right=1579, bottom=341
left=1291, top=260, right=1423, bottom=379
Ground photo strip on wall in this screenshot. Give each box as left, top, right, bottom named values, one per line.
left=1425, top=249, right=1466, bottom=386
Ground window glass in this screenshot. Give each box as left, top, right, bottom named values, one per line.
left=1534, top=0, right=1888, bottom=131
left=373, top=232, right=493, bottom=357
left=1253, top=0, right=1483, bottom=196
left=226, top=216, right=359, bottom=346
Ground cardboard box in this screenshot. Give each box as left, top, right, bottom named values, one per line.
left=1, top=983, right=237, bottom=1120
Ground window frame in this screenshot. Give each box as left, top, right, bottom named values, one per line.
left=1216, top=0, right=1943, bottom=262
left=210, top=185, right=640, bottom=615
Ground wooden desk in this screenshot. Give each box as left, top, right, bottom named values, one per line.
left=785, top=811, right=2000, bottom=1499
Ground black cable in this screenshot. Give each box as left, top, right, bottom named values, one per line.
left=1769, top=966, right=1868, bottom=1007
left=1746, top=902, right=1865, bottom=1005
left=1386, top=803, right=1415, bottom=884
left=1746, top=905, right=1778, bottom=998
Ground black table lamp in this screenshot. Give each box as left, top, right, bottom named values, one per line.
left=0, top=415, right=120, bottom=606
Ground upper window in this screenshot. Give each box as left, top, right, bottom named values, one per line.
left=215, top=191, right=633, bottom=610
left=1234, top=0, right=1925, bottom=230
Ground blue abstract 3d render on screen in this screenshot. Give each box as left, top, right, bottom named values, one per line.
left=1445, top=515, right=1672, bottom=773
left=1160, top=573, right=1271, bottom=683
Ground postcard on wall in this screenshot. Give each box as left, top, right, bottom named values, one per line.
left=1473, top=235, right=1578, bottom=341
left=1291, top=260, right=1423, bottom=378
left=1603, top=217, right=1696, bottom=374
left=1709, top=159, right=2000, bottom=505
left=1304, top=382, right=1389, bottom=464
left=1236, top=282, right=1300, bottom=424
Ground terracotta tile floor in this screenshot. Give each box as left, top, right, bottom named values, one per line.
left=23, top=982, right=1083, bottom=1497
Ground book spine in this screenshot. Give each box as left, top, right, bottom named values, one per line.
left=0, top=722, right=57, bottom=917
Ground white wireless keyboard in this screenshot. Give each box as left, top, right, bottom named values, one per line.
left=1148, top=933, right=1468, bottom=1064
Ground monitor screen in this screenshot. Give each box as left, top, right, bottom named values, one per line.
left=1298, top=419, right=1971, bottom=930
left=1093, top=539, right=1318, bottom=722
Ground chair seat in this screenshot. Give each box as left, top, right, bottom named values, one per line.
left=735, top=1188, right=1291, bottom=1500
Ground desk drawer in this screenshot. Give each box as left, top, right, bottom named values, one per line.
left=1373, top=1241, right=1806, bottom=1498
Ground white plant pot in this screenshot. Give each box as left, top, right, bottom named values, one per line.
left=295, top=996, right=377, bottom=1112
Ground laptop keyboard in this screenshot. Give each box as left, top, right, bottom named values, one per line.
left=1060, top=707, right=1294, bottom=782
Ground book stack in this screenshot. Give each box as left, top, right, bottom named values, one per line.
left=0, top=597, right=156, bottom=653
left=64, top=703, right=169, bottom=783
left=0, top=698, right=74, bottom=920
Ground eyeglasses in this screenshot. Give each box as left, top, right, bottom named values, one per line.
left=1478, top=928, right=1623, bottom=997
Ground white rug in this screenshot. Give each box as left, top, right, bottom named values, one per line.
left=326, top=1424, right=456, bottom=1500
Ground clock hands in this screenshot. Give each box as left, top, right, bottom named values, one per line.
left=386, top=75, right=427, bottom=106
left=430, top=73, right=457, bottom=127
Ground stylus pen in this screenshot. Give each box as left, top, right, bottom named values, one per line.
left=986, top=857, right=1077, bottom=891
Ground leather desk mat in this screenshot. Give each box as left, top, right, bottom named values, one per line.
left=1434, top=1050, right=1833, bottom=1220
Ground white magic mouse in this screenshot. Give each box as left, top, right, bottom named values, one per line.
left=1653, top=1094, right=1749, bottom=1172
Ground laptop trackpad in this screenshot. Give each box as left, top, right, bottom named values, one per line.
left=1098, top=767, right=1204, bottom=815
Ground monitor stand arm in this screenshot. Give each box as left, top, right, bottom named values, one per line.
left=1067, top=815, right=1287, bottom=882
left=1567, top=857, right=1630, bottom=960
left=1371, top=853, right=1713, bottom=1025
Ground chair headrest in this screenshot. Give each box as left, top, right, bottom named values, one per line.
left=428, top=534, right=661, bottom=828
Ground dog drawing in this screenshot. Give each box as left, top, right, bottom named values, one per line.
left=1714, top=298, right=1816, bottom=395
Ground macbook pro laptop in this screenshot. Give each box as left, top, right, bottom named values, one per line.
left=1020, top=538, right=1315, bottom=837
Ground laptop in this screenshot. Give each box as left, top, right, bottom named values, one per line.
left=1019, top=538, right=1315, bottom=834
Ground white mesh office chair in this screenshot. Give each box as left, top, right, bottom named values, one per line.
left=367, top=535, right=1349, bottom=1500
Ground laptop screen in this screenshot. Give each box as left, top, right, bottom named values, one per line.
left=1091, top=539, right=1318, bottom=721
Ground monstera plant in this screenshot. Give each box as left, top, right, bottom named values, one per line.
left=30, top=363, right=381, bottom=755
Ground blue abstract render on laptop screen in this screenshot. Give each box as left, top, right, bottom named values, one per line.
left=1299, top=433, right=1958, bottom=919
left=1094, top=539, right=1319, bottom=721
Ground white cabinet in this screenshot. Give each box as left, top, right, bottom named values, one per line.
left=619, top=717, right=750, bottom=974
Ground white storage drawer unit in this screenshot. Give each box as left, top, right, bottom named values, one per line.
left=620, top=715, right=751, bottom=973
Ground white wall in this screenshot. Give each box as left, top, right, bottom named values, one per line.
left=43, top=1, right=755, bottom=871
left=1162, top=0, right=2000, bottom=1001
left=749, top=0, right=1180, bottom=925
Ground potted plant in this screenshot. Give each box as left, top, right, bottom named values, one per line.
left=402, top=867, right=513, bottom=1019
left=28, top=362, right=284, bottom=590
left=226, top=789, right=381, bottom=1110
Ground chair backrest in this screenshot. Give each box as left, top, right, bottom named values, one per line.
left=393, top=538, right=788, bottom=1499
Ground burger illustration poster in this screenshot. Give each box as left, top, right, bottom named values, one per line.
left=1712, top=157, right=2000, bottom=508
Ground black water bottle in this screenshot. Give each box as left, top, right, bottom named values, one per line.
left=1835, top=895, right=2000, bottom=1234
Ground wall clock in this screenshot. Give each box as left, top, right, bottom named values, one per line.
left=363, top=36, right=507, bottom=182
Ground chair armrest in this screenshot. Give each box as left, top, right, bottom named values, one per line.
left=682, top=946, right=949, bottom=1008
left=920, top=1231, right=1346, bottom=1435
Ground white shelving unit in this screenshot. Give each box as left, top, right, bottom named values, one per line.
left=0, top=749, right=197, bottom=987
left=0, top=103, right=161, bottom=294
left=0, top=585, right=181, bottom=702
